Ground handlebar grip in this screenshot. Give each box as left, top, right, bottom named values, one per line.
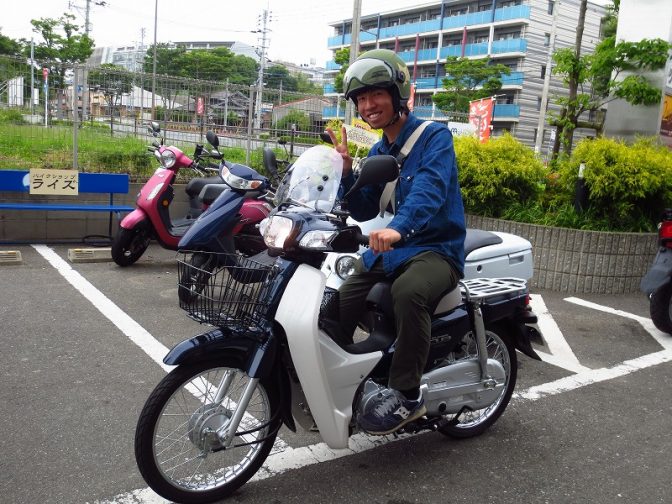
left=356, top=233, right=369, bottom=246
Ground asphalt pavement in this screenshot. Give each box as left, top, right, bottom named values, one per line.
left=0, top=243, right=670, bottom=504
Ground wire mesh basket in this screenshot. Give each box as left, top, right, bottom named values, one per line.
left=177, top=251, right=278, bottom=333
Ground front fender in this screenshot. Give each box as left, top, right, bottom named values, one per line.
left=120, top=208, right=148, bottom=229
left=641, top=249, right=672, bottom=294
left=163, top=327, right=276, bottom=378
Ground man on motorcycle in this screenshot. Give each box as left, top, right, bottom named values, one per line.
left=326, top=49, right=467, bottom=435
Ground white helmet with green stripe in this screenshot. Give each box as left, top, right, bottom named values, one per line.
left=343, top=49, right=411, bottom=113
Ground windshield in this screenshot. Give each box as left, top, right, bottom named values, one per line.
left=281, top=145, right=343, bottom=212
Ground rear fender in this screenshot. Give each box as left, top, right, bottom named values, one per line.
left=640, top=249, right=672, bottom=294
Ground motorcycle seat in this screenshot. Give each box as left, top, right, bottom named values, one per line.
left=198, top=184, right=229, bottom=206
left=464, top=228, right=503, bottom=255
left=365, top=282, right=461, bottom=319
left=185, top=175, right=223, bottom=199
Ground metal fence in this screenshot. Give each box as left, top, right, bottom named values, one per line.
left=0, top=54, right=471, bottom=172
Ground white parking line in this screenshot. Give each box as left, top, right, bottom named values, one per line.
left=529, top=294, right=591, bottom=373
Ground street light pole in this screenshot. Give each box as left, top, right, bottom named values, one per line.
left=344, top=0, right=362, bottom=125
left=151, top=0, right=158, bottom=121
left=534, top=0, right=560, bottom=154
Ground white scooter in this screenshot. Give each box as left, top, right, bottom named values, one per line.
left=134, top=146, right=541, bottom=504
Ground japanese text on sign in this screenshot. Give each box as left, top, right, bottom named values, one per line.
left=29, top=169, right=79, bottom=195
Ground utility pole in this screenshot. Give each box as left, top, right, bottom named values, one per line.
left=140, top=27, right=146, bottom=123
left=254, top=9, right=270, bottom=132
left=344, top=0, right=362, bottom=125
left=534, top=0, right=560, bottom=154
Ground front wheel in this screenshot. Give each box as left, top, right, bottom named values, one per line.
left=135, top=359, right=280, bottom=504
left=111, top=226, right=151, bottom=266
left=650, top=282, right=672, bottom=334
left=438, top=324, right=517, bottom=439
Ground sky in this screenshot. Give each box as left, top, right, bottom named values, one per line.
left=1, top=0, right=611, bottom=67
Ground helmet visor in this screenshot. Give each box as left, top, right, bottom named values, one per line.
left=343, top=58, right=394, bottom=99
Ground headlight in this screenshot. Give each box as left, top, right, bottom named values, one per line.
left=299, top=230, right=337, bottom=250
left=222, top=165, right=262, bottom=190
left=261, top=215, right=294, bottom=249
left=335, top=255, right=357, bottom=279
left=160, top=150, right=176, bottom=168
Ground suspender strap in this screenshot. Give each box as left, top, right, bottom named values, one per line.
left=379, top=121, right=432, bottom=217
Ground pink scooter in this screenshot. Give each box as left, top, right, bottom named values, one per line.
left=111, top=123, right=227, bottom=266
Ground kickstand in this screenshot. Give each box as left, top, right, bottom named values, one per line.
left=446, top=406, right=473, bottom=427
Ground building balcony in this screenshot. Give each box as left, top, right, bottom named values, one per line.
left=440, top=42, right=489, bottom=58
left=493, top=103, right=520, bottom=120
left=327, top=5, right=530, bottom=49
left=323, top=105, right=346, bottom=119
left=413, top=71, right=524, bottom=91
left=491, top=38, right=528, bottom=54
left=323, top=83, right=336, bottom=94
left=326, top=60, right=342, bottom=71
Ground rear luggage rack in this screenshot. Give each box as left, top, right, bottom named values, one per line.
left=460, top=278, right=527, bottom=303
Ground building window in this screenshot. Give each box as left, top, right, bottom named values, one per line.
left=534, top=128, right=538, bottom=143
left=541, top=65, right=547, bottom=79
left=544, top=33, right=551, bottom=46
left=537, top=97, right=542, bottom=111
left=548, top=0, right=555, bottom=15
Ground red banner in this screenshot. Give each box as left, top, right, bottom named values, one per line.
left=469, top=97, right=495, bottom=143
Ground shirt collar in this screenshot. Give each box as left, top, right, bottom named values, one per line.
left=380, top=113, right=421, bottom=155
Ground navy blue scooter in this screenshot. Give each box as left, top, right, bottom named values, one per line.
left=176, top=137, right=282, bottom=303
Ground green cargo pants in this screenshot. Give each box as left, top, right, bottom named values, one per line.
left=338, top=251, right=460, bottom=391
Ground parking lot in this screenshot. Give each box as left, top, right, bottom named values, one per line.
left=1, top=243, right=671, bottom=504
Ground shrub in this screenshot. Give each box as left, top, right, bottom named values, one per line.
left=454, top=133, right=547, bottom=217
left=0, top=109, right=25, bottom=124
left=556, top=137, right=672, bottom=228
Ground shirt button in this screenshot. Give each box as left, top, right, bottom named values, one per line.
left=406, top=176, right=411, bottom=180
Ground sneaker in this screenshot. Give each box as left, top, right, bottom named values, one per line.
left=357, top=388, right=426, bottom=435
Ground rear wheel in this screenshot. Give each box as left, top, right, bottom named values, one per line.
left=111, top=226, right=151, bottom=266
left=135, top=359, right=280, bottom=504
left=650, top=282, right=672, bottom=334
left=438, top=325, right=517, bottom=439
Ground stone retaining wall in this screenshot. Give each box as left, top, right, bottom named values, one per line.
left=466, top=214, right=657, bottom=294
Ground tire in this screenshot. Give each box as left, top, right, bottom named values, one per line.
left=178, top=252, right=215, bottom=304
left=135, top=359, right=280, bottom=504
left=650, top=282, right=672, bottom=334
left=111, top=226, right=151, bottom=266
left=438, top=324, right=517, bottom=439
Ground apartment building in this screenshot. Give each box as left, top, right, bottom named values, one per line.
left=324, top=0, right=606, bottom=150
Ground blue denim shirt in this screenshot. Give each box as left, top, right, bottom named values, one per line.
left=341, top=113, right=466, bottom=277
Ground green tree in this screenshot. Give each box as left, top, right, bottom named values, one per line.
left=274, top=110, right=311, bottom=133
left=295, top=72, right=322, bottom=95
left=0, top=30, right=22, bottom=56
left=333, top=48, right=350, bottom=94
left=30, top=13, right=94, bottom=87
left=266, top=65, right=298, bottom=91
left=432, top=57, right=510, bottom=114
left=549, top=0, right=671, bottom=157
